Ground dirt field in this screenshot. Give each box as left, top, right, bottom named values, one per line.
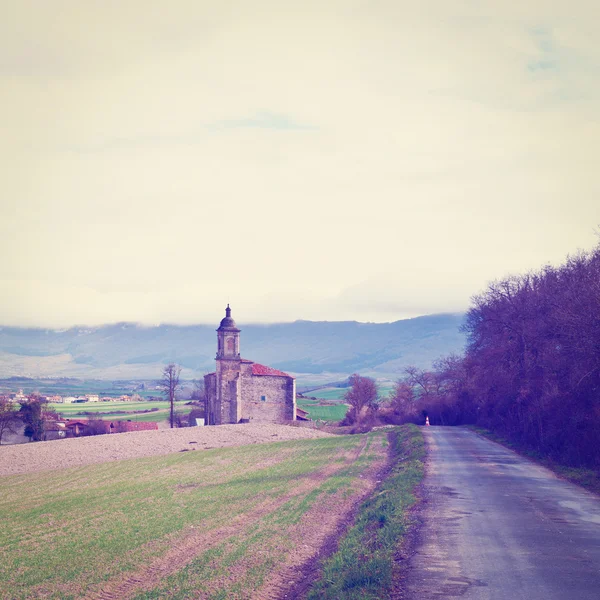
left=1, top=429, right=390, bottom=599
left=0, top=423, right=335, bottom=477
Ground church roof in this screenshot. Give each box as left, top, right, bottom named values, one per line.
left=208, top=361, right=292, bottom=378
left=250, top=362, right=293, bottom=378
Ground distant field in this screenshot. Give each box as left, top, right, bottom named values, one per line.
left=297, top=398, right=348, bottom=421
left=305, top=387, right=348, bottom=400
left=49, top=401, right=193, bottom=423
left=50, top=400, right=180, bottom=413
left=51, top=399, right=342, bottom=424
left=0, top=379, right=163, bottom=399
left=0, top=432, right=388, bottom=599
left=304, top=384, right=394, bottom=401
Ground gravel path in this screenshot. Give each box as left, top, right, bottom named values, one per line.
left=0, top=424, right=335, bottom=477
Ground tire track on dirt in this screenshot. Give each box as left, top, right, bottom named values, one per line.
left=256, top=434, right=389, bottom=600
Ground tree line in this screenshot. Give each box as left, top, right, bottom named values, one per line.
left=345, top=241, right=599, bottom=468
left=387, top=241, right=600, bottom=468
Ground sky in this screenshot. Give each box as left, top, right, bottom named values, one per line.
left=1, top=0, right=599, bottom=327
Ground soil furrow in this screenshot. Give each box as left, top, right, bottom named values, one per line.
left=85, top=446, right=362, bottom=600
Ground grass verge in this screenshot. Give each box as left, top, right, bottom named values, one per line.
left=467, top=425, right=600, bottom=496
left=306, top=424, right=425, bottom=600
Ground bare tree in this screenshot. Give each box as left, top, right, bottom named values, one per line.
left=87, top=414, right=108, bottom=436
left=191, top=379, right=205, bottom=402
left=173, top=410, right=187, bottom=428
left=389, top=381, right=418, bottom=423
left=344, top=374, right=379, bottom=424
left=19, top=394, right=51, bottom=442
left=159, top=364, right=182, bottom=428
left=0, top=397, right=19, bottom=445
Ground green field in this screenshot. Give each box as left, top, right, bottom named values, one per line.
left=297, top=398, right=348, bottom=421
left=305, top=384, right=394, bottom=402
left=0, top=378, right=165, bottom=399
left=304, top=387, right=348, bottom=400
left=51, top=398, right=343, bottom=424
left=49, top=401, right=193, bottom=424
left=50, top=401, right=174, bottom=413
left=0, top=432, right=394, bottom=599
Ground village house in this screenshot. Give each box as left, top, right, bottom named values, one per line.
left=296, top=407, right=311, bottom=421
left=62, top=419, right=158, bottom=437
left=204, top=306, right=296, bottom=425
left=45, top=421, right=67, bottom=440
left=13, top=389, right=27, bottom=403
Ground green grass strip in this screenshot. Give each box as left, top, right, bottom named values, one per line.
left=307, top=424, right=425, bottom=600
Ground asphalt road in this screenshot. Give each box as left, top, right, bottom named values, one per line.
left=404, top=427, right=600, bottom=600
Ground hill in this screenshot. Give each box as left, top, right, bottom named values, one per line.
left=0, top=313, right=466, bottom=383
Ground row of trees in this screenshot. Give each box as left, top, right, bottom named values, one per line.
left=385, top=242, right=600, bottom=468
left=341, top=368, right=464, bottom=428
left=0, top=394, right=60, bottom=444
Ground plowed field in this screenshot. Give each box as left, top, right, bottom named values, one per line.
left=0, top=427, right=389, bottom=600
left=0, top=423, right=334, bottom=476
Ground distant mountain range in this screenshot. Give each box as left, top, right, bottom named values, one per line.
left=0, top=314, right=467, bottom=384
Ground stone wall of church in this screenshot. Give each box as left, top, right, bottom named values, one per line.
left=217, top=360, right=242, bottom=424
left=240, top=374, right=296, bottom=424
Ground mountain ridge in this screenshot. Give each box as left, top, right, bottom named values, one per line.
left=0, top=313, right=467, bottom=383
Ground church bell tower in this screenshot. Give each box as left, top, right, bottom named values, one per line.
left=214, top=304, right=242, bottom=424
left=216, top=304, right=240, bottom=359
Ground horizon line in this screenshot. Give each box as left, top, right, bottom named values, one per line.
left=0, top=311, right=466, bottom=330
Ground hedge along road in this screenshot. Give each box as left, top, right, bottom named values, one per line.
left=405, top=427, right=600, bottom=600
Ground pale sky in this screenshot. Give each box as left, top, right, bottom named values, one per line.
left=1, top=1, right=599, bottom=327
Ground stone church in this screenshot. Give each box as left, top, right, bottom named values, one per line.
left=204, top=306, right=296, bottom=425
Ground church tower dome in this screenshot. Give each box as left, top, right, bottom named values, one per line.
left=218, top=304, right=238, bottom=331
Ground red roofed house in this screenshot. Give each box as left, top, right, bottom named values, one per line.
left=64, top=419, right=158, bottom=437
left=204, top=306, right=296, bottom=425
left=112, top=421, right=159, bottom=433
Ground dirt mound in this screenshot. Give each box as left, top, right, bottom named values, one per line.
left=0, top=424, right=335, bottom=477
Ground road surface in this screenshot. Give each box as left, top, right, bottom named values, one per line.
left=404, top=427, right=600, bottom=599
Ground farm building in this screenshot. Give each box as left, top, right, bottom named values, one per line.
left=204, top=306, right=297, bottom=425
left=295, top=407, right=311, bottom=421
left=62, top=419, right=158, bottom=437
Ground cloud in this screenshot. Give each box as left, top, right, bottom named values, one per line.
left=527, top=28, right=559, bottom=72
left=211, top=111, right=317, bottom=131
left=1, top=1, right=600, bottom=327
left=65, top=111, right=316, bottom=153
